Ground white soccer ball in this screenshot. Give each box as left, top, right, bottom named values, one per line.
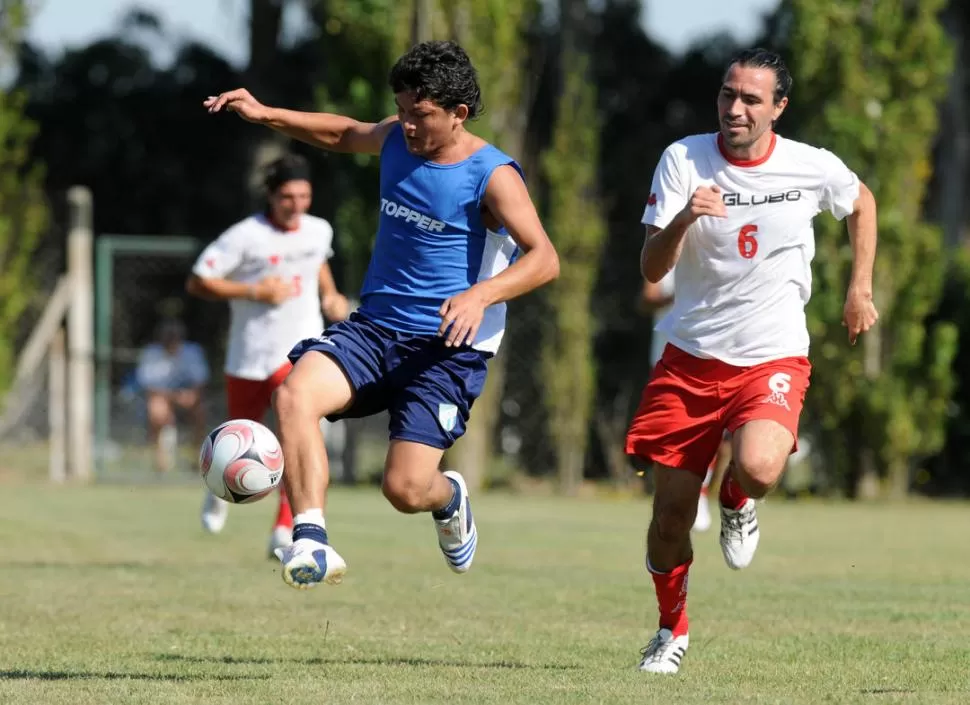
left=199, top=419, right=284, bottom=504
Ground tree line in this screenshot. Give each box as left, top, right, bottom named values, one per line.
left=2, top=0, right=969, bottom=498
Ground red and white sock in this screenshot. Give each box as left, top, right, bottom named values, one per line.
left=719, top=465, right=750, bottom=511
left=648, top=558, right=691, bottom=636
left=274, top=487, right=293, bottom=529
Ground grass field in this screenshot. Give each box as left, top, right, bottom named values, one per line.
left=0, top=483, right=968, bottom=705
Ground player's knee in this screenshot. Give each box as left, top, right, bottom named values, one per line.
left=271, top=380, right=314, bottom=425
left=734, top=452, right=784, bottom=498
left=381, top=473, right=428, bottom=514
left=146, top=395, right=172, bottom=427
left=652, top=503, right=694, bottom=543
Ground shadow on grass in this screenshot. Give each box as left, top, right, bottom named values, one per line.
left=156, top=653, right=580, bottom=671
left=0, top=561, right=160, bottom=570
left=0, top=669, right=269, bottom=682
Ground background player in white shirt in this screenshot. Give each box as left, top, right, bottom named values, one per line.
left=187, top=154, right=349, bottom=557
left=638, top=269, right=730, bottom=534
left=627, top=49, right=878, bottom=674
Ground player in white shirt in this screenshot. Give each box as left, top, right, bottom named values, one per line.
left=628, top=49, right=878, bottom=674
left=638, top=268, right=730, bottom=534
left=187, top=155, right=349, bottom=557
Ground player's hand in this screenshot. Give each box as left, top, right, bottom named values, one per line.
left=251, top=276, right=293, bottom=306
left=322, top=293, right=350, bottom=322
left=680, top=185, right=728, bottom=224
left=204, top=89, right=271, bottom=123
left=842, top=286, right=879, bottom=345
left=438, top=288, right=489, bottom=348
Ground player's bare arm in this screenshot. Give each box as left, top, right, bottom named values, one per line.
left=641, top=185, right=727, bottom=283
left=318, top=263, right=349, bottom=322
left=843, top=181, right=879, bottom=344
left=186, top=274, right=293, bottom=305
left=437, top=165, right=560, bottom=347
left=204, top=89, right=399, bottom=154
left=638, top=279, right=675, bottom=315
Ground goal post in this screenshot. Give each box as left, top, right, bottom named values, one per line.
left=94, top=235, right=202, bottom=477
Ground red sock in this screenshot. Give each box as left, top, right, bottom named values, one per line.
left=719, top=467, right=749, bottom=510
left=649, top=559, right=691, bottom=637
left=274, top=488, right=293, bottom=528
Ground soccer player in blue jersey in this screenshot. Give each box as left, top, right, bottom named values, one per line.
left=204, top=41, right=560, bottom=589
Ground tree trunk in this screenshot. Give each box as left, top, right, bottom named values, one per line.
left=411, top=0, right=435, bottom=44
left=885, top=457, right=911, bottom=499
left=245, top=0, right=288, bottom=205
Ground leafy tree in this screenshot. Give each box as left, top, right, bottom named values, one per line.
left=538, top=0, right=608, bottom=493
left=790, top=0, right=955, bottom=496
left=0, top=0, right=48, bottom=393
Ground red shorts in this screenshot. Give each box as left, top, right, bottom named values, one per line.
left=225, top=363, right=293, bottom=422
left=625, top=345, right=811, bottom=475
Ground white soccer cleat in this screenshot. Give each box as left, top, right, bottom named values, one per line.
left=434, top=470, right=478, bottom=574
left=275, top=539, right=347, bottom=589
left=638, top=628, right=689, bottom=674
left=267, top=525, right=293, bottom=559
left=201, top=492, right=230, bottom=534
left=692, top=493, right=712, bottom=532
left=720, top=497, right=760, bottom=570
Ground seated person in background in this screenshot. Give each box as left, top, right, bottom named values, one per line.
left=136, top=319, right=210, bottom=472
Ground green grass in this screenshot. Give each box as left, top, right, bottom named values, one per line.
left=0, top=485, right=968, bottom=704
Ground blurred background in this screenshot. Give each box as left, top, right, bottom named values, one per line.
left=0, top=0, right=968, bottom=501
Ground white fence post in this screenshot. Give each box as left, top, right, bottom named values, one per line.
left=49, top=328, right=67, bottom=483
left=67, top=186, right=94, bottom=481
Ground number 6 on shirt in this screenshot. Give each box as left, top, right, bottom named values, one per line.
left=738, top=224, right=758, bottom=259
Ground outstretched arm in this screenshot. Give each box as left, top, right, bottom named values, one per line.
left=437, top=165, right=560, bottom=347
left=204, top=89, right=398, bottom=154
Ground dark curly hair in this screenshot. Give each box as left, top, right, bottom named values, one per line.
left=263, top=154, right=311, bottom=192
left=388, top=40, right=483, bottom=119
left=725, top=48, right=793, bottom=104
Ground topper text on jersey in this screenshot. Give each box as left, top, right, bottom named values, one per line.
left=380, top=198, right=446, bottom=233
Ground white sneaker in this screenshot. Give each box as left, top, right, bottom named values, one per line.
left=692, top=493, right=712, bottom=532
left=434, top=470, right=477, bottom=574
left=201, top=492, right=229, bottom=534
left=275, top=539, right=347, bottom=589
left=267, top=525, right=292, bottom=559
left=638, top=628, right=689, bottom=674
left=720, top=497, right=760, bottom=570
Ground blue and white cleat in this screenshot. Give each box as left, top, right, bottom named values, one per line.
left=434, top=470, right=478, bottom=574
left=274, top=528, right=347, bottom=589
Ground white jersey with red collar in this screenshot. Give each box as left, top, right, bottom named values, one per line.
left=641, top=132, right=860, bottom=366
left=192, top=213, right=334, bottom=380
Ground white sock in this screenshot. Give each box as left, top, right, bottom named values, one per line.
left=294, top=509, right=325, bottom=529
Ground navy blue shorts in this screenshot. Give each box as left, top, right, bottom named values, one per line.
left=288, top=313, right=492, bottom=450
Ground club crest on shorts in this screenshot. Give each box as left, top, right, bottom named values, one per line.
left=437, top=403, right=458, bottom=432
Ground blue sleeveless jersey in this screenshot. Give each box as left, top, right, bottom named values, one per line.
left=357, top=124, right=522, bottom=353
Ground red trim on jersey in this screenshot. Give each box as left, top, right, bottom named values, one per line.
left=717, top=132, right=777, bottom=167
left=265, top=210, right=301, bottom=233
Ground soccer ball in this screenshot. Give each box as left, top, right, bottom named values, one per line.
left=199, top=419, right=284, bottom=504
